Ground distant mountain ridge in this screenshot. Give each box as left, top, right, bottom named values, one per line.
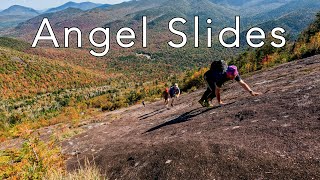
left=209, top=0, right=293, bottom=7
left=207, top=0, right=308, bottom=19
left=0, top=5, right=39, bottom=16
left=44, top=1, right=104, bottom=13
left=244, top=0, right=320, bottom=25
left=3, top=0, right=320, bottom=47
left=0, top=5, right=40, bottom=30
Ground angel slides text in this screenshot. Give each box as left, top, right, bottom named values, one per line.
left=32, top=16, right=286, bottom=57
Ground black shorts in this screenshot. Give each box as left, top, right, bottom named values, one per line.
left=163, top=92, right=169, bottom=100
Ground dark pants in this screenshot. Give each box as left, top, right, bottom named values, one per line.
left=170, top=93, right=176, bottom=98
left=200, top=76, right=216, bottom=101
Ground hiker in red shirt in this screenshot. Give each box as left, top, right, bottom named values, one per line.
left=163, top=87, right=170, bottom=107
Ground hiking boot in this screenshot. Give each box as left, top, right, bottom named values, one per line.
left=203, top=100, right=211, bottom=107
left=198, top=99, right=206, bottom=107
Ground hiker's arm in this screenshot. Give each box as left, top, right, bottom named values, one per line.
left=238, top=80, right=261, bottom=96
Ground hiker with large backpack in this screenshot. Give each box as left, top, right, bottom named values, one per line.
left=169, top=83, right=180, bottom=107
left=198, top=60, right=261, bottom=107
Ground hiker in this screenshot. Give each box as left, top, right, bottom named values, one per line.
left=199, top=60, right=261, bottom=107
left=163, top=88, right=170, bottom=107
left=142, top=100, right=146, bottom=107
left=169, top=83, right=181, bottom=107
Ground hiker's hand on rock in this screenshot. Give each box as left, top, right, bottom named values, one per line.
left=250, top=91, right=261, bottom=96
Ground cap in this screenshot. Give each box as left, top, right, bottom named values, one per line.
left=226, top=65, right=238, bottom=76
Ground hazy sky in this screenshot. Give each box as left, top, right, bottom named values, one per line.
left=0, top=0, right=129, bottom=10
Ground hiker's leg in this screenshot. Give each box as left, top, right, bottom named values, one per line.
left=165, top=98, right=169, bottom=107
left=204, top=81, right=216, bottom=101
left=200, top=87, right=212, bottom=101
left=207, top=85, right=216, bottom=101
left=170, top=94, right=175, bottom=106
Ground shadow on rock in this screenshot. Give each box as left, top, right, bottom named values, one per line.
left=139, top=109, right=167, bottom=120
left=145, top=106, right=219, bottom=133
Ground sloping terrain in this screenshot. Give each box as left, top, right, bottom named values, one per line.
left=0, top=39, right=115, bottom=133
left=63, top=55, right=320, bottom=179
left=0, top=46, right=109, bottom=99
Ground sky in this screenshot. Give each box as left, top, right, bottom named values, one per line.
left=0, top=0, right=129, bottom=10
